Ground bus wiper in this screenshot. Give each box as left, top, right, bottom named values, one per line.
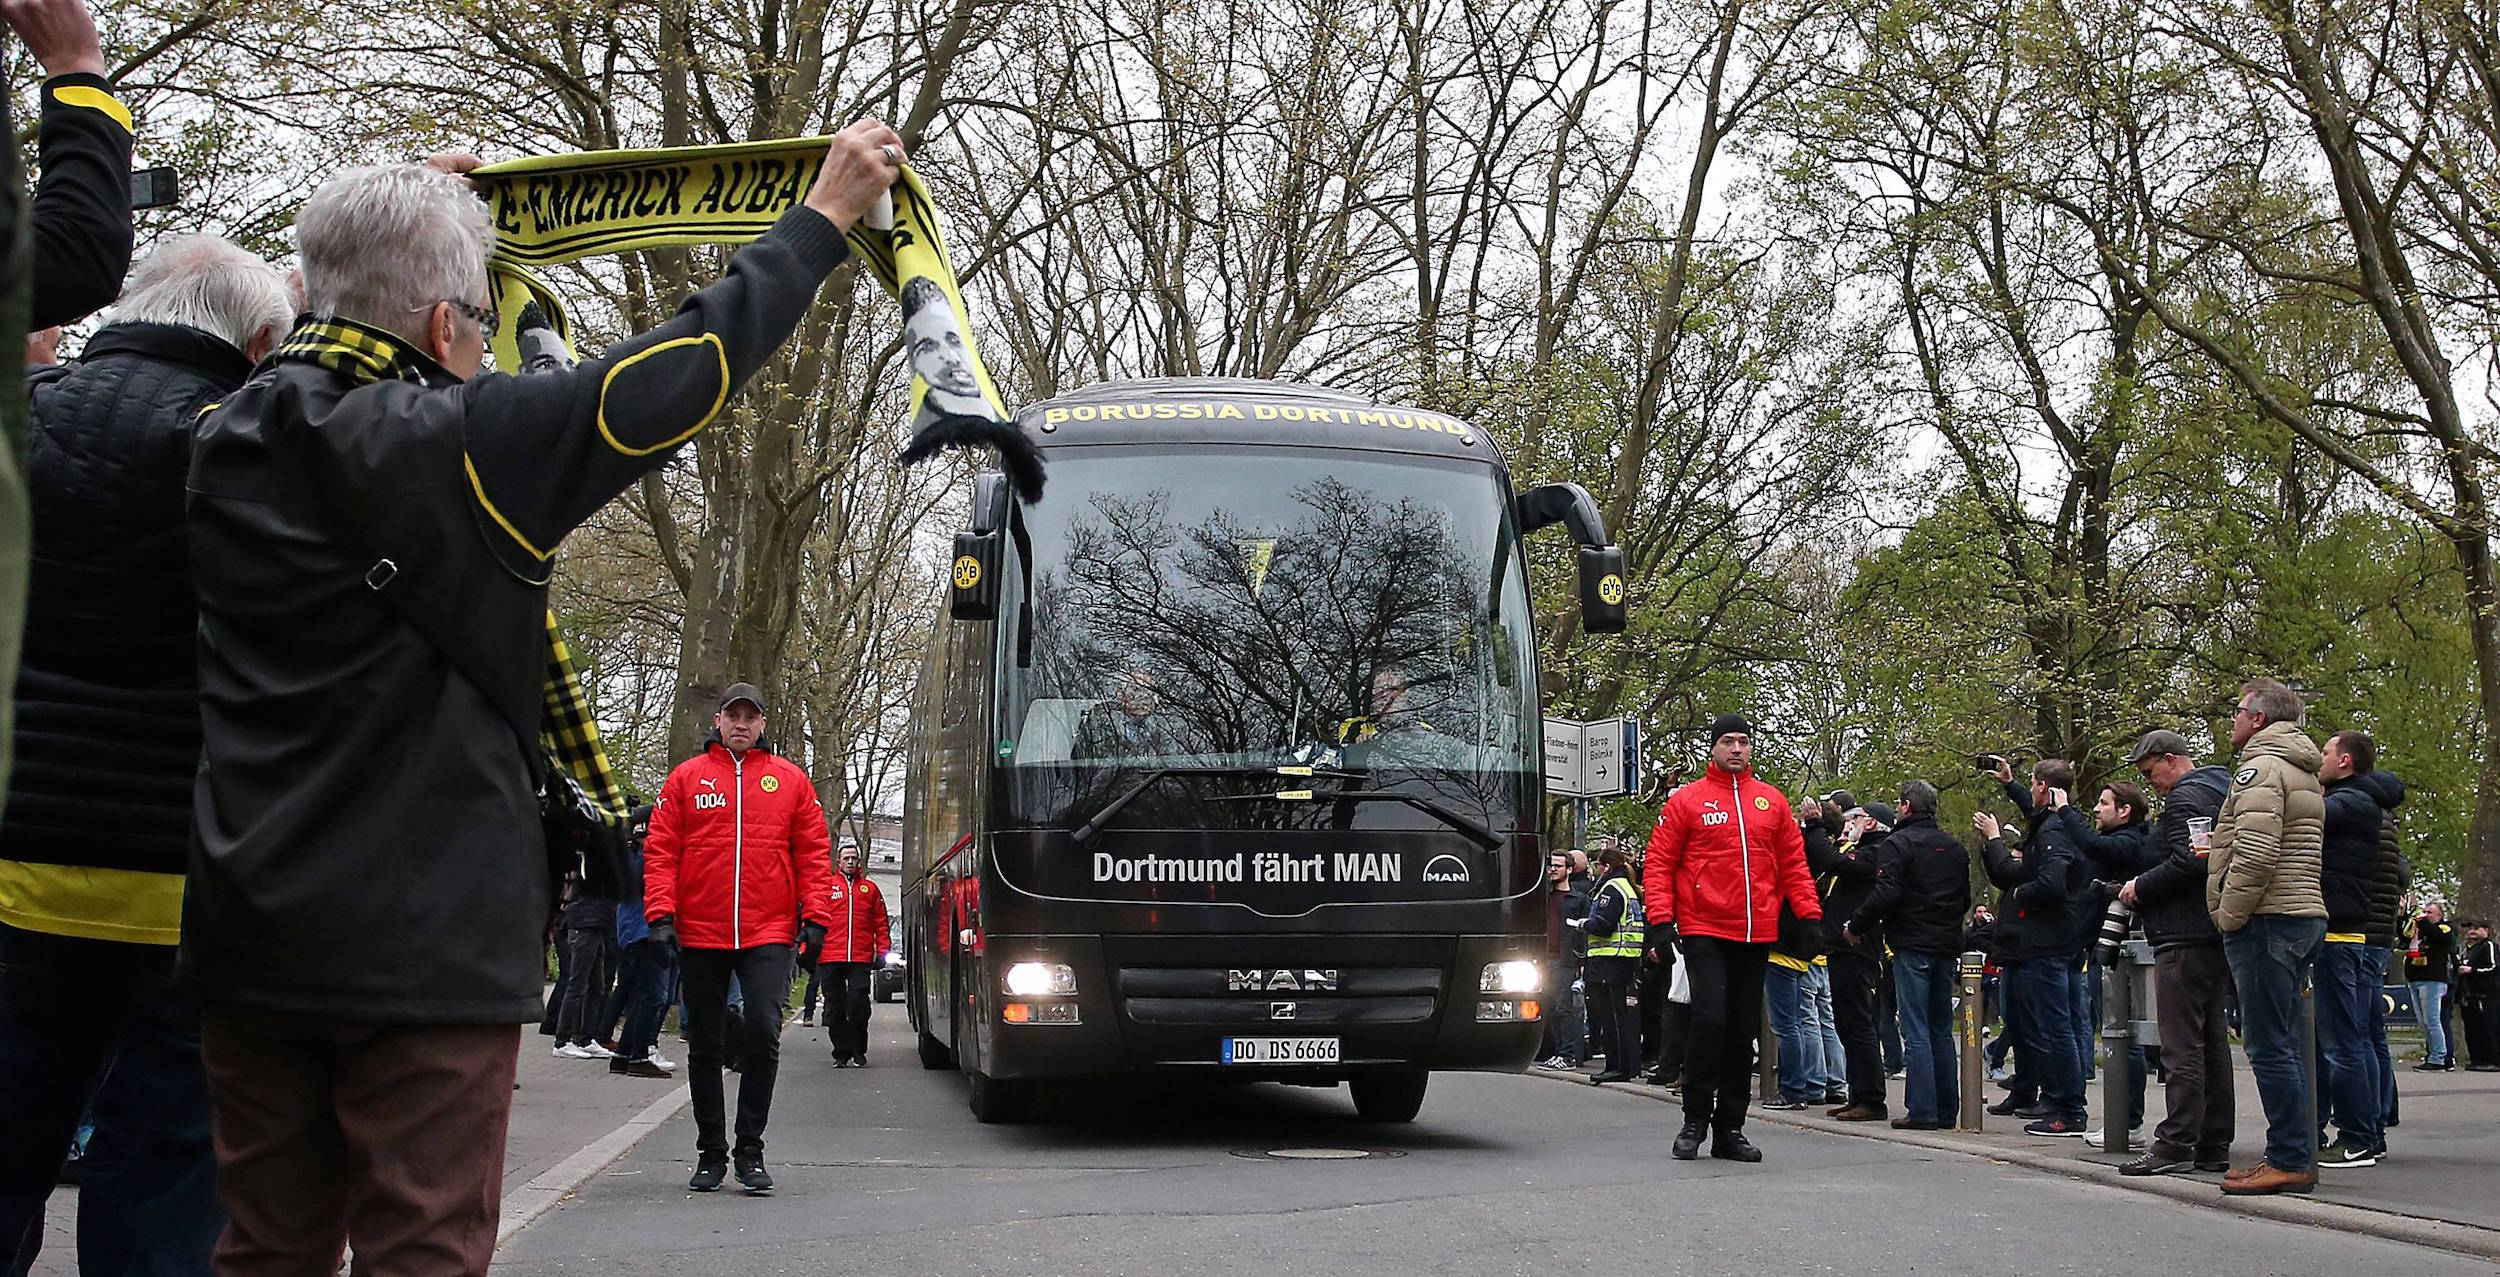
left=1069, top=765, right=1356, bottom=847
left=1212, top=787, right=1505, bottom=851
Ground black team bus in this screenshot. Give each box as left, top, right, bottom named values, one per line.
left=900, top=378, right=1626, bottom=1123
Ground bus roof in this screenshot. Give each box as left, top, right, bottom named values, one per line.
left=1015, top=377, right=1502, bottom=465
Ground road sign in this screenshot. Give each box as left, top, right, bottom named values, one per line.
left=1544, top=717, right=1636, bottom=798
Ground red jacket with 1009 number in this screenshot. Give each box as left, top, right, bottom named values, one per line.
left=1644, top=762, right=1821, bottom=945
left=643, top=739, right=834, bottom=950
left=821, top=871, right=890, bottom=965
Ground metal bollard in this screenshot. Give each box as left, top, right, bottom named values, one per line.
left=1959, top=950, right=1986, bottom=1132
left=1760, top=1005, right=1779, bottom=1100
left=2100, top=955, right=2131, bottom=1153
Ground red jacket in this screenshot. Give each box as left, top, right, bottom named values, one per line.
left=821, top=871, right=890, bottom=964
left=1644, top=763, right=1821, bottom=945
left=644, top=740, right=835, bottom=950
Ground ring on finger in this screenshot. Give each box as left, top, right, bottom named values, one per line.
left=878, top=142, right=904, bottom=167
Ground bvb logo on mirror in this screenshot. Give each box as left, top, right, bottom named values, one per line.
left=952, top=555, right=982, bottom=589
left=1597, top=574, right=1624, bottom=606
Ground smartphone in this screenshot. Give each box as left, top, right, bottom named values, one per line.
left=131, top=165, right=181, bottom=211
left=1972, top=753, right=2004, bottom=772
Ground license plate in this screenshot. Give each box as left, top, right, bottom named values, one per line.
left=1222, top=1036, right=1341, bottom=1065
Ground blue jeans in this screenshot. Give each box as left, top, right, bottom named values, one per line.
left=1806, top=964, right=1844, bottom=1093
left=615, top=938, right=677, bottom=1062
left=1543, top=958, right=1587, bottom=1063
left=1894, top=952, right=1960, bottom=1125
left=2225, top=914, right=2327, bottom=1172
left=2010, top=958, right=2085, bottom=1122
left=2315, top=941, right=2385, bottom=1150
left=2411, top=979, right=2450, bottom=1064
left=0, top=922, right=221, bottom=1275
left=2074, top=958, right=2099, bottom=1082
left=1765, top=963, right=1817, bottom=1101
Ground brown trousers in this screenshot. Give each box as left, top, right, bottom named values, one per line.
left=200, top=1010, right=519, bottom=1277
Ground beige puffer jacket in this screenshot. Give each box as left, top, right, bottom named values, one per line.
left=2207, top=720, right=2327, bottom=931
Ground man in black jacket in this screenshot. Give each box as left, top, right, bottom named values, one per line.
left=1539, top=850, right=1593, bottom=1068
left=1845, top=781, right=1968, bottom=1129
left=2314, top=731, right=2400, bottom=1167
left=1973, top=759, right=2089, bottom=1136
left=2459, top=921, right=2498, bottom=1071
left=0, top=236, right=291, bottom=1275
left=2116, top=730, right=2233, bottom=1175
left=182, top=126, right=903, bottom=1273
left=1821, top=798, right=1891, bottom=1120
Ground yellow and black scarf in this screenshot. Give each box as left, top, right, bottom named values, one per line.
left=471, top=139, right=1041, bottom=496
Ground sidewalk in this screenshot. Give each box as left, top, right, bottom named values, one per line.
left=1534, top=1048, right=2500, bottom=1259
left=29, top=1028, right=686, bottom=1275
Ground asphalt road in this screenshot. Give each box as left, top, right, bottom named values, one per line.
left=497, top=1010, right=2492, bottom=1277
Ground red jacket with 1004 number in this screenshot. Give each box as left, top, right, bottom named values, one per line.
left=1644, top=762, right=1821, bottom=945
left=821, top=872, right=890, bottom=965
left=643, top=740, right=835, bottom=950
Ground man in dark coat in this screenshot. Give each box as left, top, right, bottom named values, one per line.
left=2117, top=730, right=2233, bottom=1175
left=180, top=128, right=902, bottom=1270
left=0, top=235, right=290, bottom=1275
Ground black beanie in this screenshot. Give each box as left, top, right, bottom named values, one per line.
left=1706, top=713, right=1754, bottom=744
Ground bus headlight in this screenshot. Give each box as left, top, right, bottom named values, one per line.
left=1480, top=960, right=1542, bottom=994
left=1005, top=962, right=1076, bottom=997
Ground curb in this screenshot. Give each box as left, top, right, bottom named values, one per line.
left=497, top=1082, right=694, bottom=1247
left=1524, top=1066, right=2500, bottom=1263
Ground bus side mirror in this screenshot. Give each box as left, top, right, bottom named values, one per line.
left=1579, top=545, right=1626, bottom=633
left=950, top=531, right=1000, bottom=621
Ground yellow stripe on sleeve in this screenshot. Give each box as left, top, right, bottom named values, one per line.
left=596, top=333, right=728, bottom=456
left=49, top=85, right=133, bottom=134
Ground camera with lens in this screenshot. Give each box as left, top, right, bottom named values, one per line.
left=2094, top=890, right=2135, bottom=962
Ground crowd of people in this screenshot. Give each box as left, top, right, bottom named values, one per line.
left=0, top=0, right=911, bottom=1265
left=1538, top=686, right=2491, bottom=1195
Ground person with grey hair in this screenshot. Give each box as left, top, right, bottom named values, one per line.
left=181, top=119, right=905, bottom=1272
left=0, top=232, right=289, bottom=1274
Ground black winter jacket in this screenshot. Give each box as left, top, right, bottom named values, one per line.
left=2133, top=766, right=2229, bottom=950
left=2362, top=772, right=2409, bottom=948
left=1819, top=825, right=1886, bottom=959
left=1848, top=815, right=1969, bottom=955
left=1548, top=871, right=1593, bottom=960
left=28, top=74, right=135, bottom=329
left=1981, top=782, right=2086, bottom=961
left=181, top=208, right=849, bottom=1023
left=1, top=324, right=251, bottom=878
left=2321, top=772, right=2399, bottom=934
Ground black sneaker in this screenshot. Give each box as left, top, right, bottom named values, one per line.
left=1711, top=1130, right=1763, bottom=1162
left=2119, top=1151, right=2192, bottom=1176
left=733, top=1154, right=774, bottom=1195
left=2317, top=1139, right=2379, bottom=1169
left=2023, top=1117, right=2085, bottom=1138
left=689, top=1155, right=727, bottom=1192
left=1761, top=1097, right=1806, bottom=1111
left=2013, top=1104, right=2055, bottom=1120
left=611, top=1057, right=672, bottom=1079
left=1672, top=1121, right=1705, bottom=1160
left=1983, top=1096, right=2031, bottom=1117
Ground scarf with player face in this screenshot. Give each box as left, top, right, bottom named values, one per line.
left=470, top=138, right=1041, bottom=497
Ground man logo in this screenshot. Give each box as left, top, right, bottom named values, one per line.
left=1422, top=854, right=1469, bottom=883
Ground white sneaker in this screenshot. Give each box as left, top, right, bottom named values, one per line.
left=555, top=1043, right=593, bottom=1059
left=2083, top=1128, right=2144, bottom=1150
left=576, top=1041, right=616, bottom=1059
left=646, top=1048, right=677, bottom=1071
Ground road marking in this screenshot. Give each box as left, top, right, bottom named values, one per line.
left=497, top=1083, right=693, bottom=1247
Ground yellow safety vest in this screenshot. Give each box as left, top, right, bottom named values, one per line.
left=1587, top=877, right=1646, bottom=959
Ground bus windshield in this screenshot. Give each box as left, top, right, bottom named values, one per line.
left=995, top=445, right=1537, bottom=831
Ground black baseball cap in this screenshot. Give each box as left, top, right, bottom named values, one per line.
left=2126, top=729, right=2195, bottom=765
left=719, top=682, right=767, bottom=714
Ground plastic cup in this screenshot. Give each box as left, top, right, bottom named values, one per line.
left=2187, top=816, right=2214, bottom=852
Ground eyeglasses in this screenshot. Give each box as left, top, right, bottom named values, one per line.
left=412, top=298, right=500, bottom=341
left=2232, top=705, right=2261, bottom=719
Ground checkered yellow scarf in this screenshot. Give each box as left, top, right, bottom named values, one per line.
left=279, top=317, right=628, bottom=824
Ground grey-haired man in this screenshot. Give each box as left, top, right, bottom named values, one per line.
left=182, top=123, right=904, bottom=1273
